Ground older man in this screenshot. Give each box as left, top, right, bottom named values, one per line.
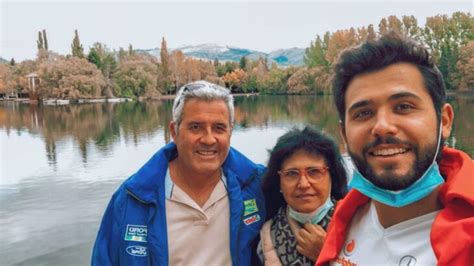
left=92, top=81, right=265, bottom=265
left=317, top=32, right=474, bottom=265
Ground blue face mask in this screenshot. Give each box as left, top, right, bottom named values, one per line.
left=348, top=121, right=445, bottom=208
left=288, top=195, right=334, bottom=224
left=349, top=162, right=444, bottom=207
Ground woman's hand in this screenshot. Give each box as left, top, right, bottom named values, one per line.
left=295, top=223, right=326, bottom=261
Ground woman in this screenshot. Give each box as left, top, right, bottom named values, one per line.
left=257, top=126, right=347, bottom=265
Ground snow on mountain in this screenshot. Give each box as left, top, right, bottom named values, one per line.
left=140, top=43, right=305, bottom=66
left=178, top=43, right=230, bottom=53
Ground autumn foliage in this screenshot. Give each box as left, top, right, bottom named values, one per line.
left=1, top=12, right=472, bottom=100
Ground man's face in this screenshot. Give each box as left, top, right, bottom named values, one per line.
left=170, top=99, right=232, bottom=178
left=341, top=63, right=452, bottom=190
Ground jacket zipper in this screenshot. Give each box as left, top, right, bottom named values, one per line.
left=235, top=168, right=261, bottom=266
left=125, top=188, right=157, bottom=265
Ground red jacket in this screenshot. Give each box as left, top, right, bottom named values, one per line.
left=316, top=147, right=474, bottom=266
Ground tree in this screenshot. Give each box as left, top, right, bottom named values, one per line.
left=367, top=24, right=377, bottom=40
left=401, top=15, right=422, bottom=40
left=304, top=33, right=330, bottom=71
left=43, top=29, right=49, bottom=50
left=357, top=25, right=377, bottom=42
left=0, top=64, right=13, bottom=95
left=379, top=18, right=389, bottom=35
left=38, top=56, right=106, bottom=99
left=424, top=12, right=473, bottom=90
left=128, top=44, right=134, bottom=56
left=169, top=50, right=186, bottom=89
left=287, top=68, right=312, bottom=94
left=453, top=41, right=474, bottom=90
left=10, top=58, right=15, bottom=66
left=387, top=15, right=403, bottom=33
left=160, top=37, right=172, bottom=94
left=114, top=54, right=161, bottom=98
left=87, top=42, right=117, bottom=97
left=325, top=29, right=360, bottom=65
left=71, top=30, right=85, bottom=58
left=87, top=42, right=117, bottom=78
left=222, top=68, right=247, bottom=92
left=87, top=49, right=101, bottom=69
left=240, top=56, right=248, bottom=70
left=37, top=31, right=44, bottom=50
left=8, top=60, right=37, bottom=97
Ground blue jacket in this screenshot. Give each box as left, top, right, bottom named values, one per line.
left=92, top=142, right=266, bottom=265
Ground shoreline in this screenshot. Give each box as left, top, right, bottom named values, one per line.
left=1, top=91, right=472, bottom=105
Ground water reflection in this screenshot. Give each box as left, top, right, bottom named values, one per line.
left=0, top=95, right=472, bottom=265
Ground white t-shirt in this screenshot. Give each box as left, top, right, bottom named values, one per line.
left=331, top=201, right=439, bottom=266
left=165, top=169, right=231, bottom=266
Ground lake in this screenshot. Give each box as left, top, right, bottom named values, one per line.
left=1, top=94, right=472, bottom=265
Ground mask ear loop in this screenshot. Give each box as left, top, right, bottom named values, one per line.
left=431, top=121, right=443, bottom=165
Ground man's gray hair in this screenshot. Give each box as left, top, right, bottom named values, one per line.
left=172, top=80, right=234, bottom=132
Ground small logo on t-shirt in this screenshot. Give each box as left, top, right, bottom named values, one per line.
left=399, top=255, right=417, bottom=266
left=126, top=245, right=148, bottom=257
left=243, top=214, right=261, bottom=225
left=343, top=239, right=356, bottom=256
left=243, top=199, right=259, bottom=216
left=124, top=224, right=147, bottom=242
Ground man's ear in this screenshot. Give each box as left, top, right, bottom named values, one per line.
left=441, top=103, right=454, bottom=140
left=170, top=121, right=177, bottom=141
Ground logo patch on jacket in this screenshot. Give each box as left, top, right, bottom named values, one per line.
left=124, top=224, right=147, bottom=242
left=243, top=214, right=261, bottom=225
left=126, top=245, right=148, bottom=257
left=243, top=199, right=258, bottom=216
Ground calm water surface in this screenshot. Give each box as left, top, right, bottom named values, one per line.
left=0, top=95, right=472, bottom=265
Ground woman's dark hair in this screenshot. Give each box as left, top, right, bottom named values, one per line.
left=262, top=126, right=348, bottom=220
left=332, top=31, right=446, bottom=124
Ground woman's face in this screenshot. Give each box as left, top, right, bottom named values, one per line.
left=279, top=149, right=331, bottom=213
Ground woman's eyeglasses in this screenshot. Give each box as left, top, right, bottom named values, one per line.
left=278, top=167, right=329, bottom=183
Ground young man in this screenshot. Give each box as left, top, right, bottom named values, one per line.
left=92, top=81, right=265, bottom=265
left=317, top=32, right=474, bottom=265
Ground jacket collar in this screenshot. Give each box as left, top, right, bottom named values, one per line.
left=124, top=142, right=261, bottom=203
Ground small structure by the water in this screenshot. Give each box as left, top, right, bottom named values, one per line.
left=26, top=72, right=39, bottom=100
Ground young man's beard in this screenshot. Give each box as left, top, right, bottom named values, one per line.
left=348, top=136, right=441, bottom=191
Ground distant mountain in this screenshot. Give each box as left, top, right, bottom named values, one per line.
left=140, top=43, right=305, bottom=66
left=268, top=48, right=306, bottom=66
left=178, top=43, right=268, bottom=62
left=0, top=57, right=9, bottom=64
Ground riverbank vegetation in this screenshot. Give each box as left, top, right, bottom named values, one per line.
left=0, top=12, right=472, bottom=100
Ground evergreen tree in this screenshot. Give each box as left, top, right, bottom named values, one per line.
left=87, top=49, right=102, bottom=69
left=10, top=58, right=15, bottom=66
left=118, top=47, right=127, bottom=60
left=160, top=37, right=171, bottom=94
left=42, top=29, right=48, bottom=50
left=128, top=44, right=134, bottom=56
left=367, top=24, right=377, bottom=40
left=160, top=38, right=170, bottom=74
left=240, top=56, right=247, bottom=69
left=37, top=31, right=44, bottom=50
left=87, top=42, right=117, bottom=79
left=71, top=30, right=85, bottom=58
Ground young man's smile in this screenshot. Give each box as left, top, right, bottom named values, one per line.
left=343, top=62, right=439, bottom=190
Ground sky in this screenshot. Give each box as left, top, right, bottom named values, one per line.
left=1, top=0, right=472, bottom=61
